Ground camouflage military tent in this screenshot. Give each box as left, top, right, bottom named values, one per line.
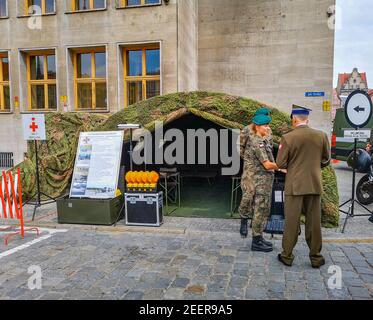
left=14, top=91, right=339, bottom=227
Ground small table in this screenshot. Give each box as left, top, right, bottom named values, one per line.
left=159, top=171, right=181, bottom=215
left=231, top=176, right=241, bottom=217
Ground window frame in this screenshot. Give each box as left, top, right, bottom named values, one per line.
left=24, top=0, right=56, bottom=15
left=119, top=0, right=162, bottom=8
left=72, top=0, right=106, bottom=11
left=26, top=50, right=57, bottom=111
left=0, top=52, right=10, bottom=112
left=123, top=44, right=161, bottom=107
left=73, top=47, right=107, bottom=111
left=0, top=0, right=8, bottom=18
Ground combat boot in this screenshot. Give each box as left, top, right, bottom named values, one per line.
left=240, top=218, right=248, bottom=238
left=259, top=235, right=273, bottom=247
left=251, top=236, right=273, bottom=252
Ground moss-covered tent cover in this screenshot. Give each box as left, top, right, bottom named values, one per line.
left=14, top=91, right=339, bottom=227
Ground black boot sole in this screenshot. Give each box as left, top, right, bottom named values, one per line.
left=251, top=245, right=273, bottom=253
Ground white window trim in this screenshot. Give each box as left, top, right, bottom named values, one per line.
left=117, top=40, right=162, bottom=111
left=18, top=47, right=59, bottom=113
left=66, top=43, right=109, bottom=112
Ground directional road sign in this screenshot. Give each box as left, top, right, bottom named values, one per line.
left=344, top=90, right=372, bottom=129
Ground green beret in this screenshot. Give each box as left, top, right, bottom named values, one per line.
left=255, top=107, right=270, bottom=116
left=252, top=114, right=272, bottom=125
left=252, top=107, right=271, bottom=125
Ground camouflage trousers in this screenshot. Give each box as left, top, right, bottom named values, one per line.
left=238, top=176, right=273, bottom=237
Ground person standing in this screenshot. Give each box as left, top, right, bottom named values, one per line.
left=276, top=105, right=331, bottom=268
left=239, top=108, right=284, bottom=252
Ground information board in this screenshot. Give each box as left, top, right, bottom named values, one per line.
left=70, top=131, right=124, bottom=199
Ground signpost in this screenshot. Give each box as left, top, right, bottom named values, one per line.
left=344, top=90, right=373, bottom=129
left=22, top=114, right=56, bottom=221
left=340, top=90, right=373, bottom=233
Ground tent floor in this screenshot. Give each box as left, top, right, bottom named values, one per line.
left=165, top=176, right=241, bottom=219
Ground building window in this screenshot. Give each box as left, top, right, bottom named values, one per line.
left=0, top=53, right=10, bottom=112
left=119, top=0, right=161, bottom=8
left=73, top=48, right=107, bottom=110
left=24, top=0, right=55, bottom=15
left=0, top=0, right=7, bottom=17
left=72, top=0, right=106, bottom=11
left=26, top=52, right=57, bottom=110
left=124, top=45, right=160, bottom=106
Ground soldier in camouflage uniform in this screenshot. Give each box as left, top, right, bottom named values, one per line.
left=239, top=108, right=284, bottom=252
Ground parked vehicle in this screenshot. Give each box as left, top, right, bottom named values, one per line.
left=331, top=108, right=373, bottom=161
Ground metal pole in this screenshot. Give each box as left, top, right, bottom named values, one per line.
left=35, top=140, right=41, bottom=205
left=129, top=129, right=133, bottom=171
left=342, top=137, right=358, bottom=233
left=351, top=137, right=357, bottom=217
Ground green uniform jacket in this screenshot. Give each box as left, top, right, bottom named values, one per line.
left=276, top=125, right=331, bottom=196
left=240, top=126, right=275, bottom=195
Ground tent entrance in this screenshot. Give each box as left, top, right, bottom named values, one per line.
left=124, top=113, right=242, bottom=219
left=167, top=175, right=240, bottom=219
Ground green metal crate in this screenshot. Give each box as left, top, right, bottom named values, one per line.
left=57, top=195, right=124, bottom=225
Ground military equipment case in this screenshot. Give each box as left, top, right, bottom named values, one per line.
left=265, top=173, right=285, bottom=235
left=57, top=195, right=124, bottom=225
left=125, top=192, right=163, bottom=227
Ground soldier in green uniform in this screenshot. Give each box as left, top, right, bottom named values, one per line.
left=239, top=108, right=285, bottom=252
left=276, top=105, right=331, bottom=268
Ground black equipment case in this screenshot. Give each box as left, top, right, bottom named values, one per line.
left=125, top=192, right=163, bottom=227
left=264, top=172, right=286, bottom=235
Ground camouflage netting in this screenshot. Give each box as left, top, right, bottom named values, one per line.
left=12, top=113, right=108, bottom=200
left=13, top=91, right=339, bottom=227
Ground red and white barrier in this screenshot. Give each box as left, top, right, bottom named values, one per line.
left=0, top=168, right=39, bottom=245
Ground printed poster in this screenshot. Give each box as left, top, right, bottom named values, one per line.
left=70, top=131, right=124, bottom=199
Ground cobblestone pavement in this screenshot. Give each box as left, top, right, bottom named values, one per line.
left=0, top=162, right=372, bottom=300
left=0, top=228, right=372, bottom=300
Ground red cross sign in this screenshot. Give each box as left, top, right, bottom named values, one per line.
left=29, top=118, right=39, bottom=133
left=22, top=114, right=46, bottom=141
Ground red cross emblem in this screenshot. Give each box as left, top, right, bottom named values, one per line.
left=29, top=118, right=39, bottom=133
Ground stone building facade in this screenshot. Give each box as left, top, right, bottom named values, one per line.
left=336, top=67, right=369, bottom=99
left=0, top=0, right=335, bottom=165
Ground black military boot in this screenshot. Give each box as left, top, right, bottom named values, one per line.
left=240, top=218, right=248, bottom=238
left=259, top=235, right=273, bottom=247
left=251, top=236, right=273, bottom=252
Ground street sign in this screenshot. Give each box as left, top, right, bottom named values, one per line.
left=343, top=129, right=371, bottom=139
left=305, top=92, right=325, bottom=97
left=22, top=114, right=46, bottom=141
left=345, top=90, right=373, bottom=129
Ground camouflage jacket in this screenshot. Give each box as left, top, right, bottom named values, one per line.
left=240, top=126, right=275, bottom=192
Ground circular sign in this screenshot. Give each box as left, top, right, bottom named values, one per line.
left=344, top=90, right=373, bottom=129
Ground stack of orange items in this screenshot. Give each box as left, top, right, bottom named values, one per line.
left=125, top=171, right=159, bottom=192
